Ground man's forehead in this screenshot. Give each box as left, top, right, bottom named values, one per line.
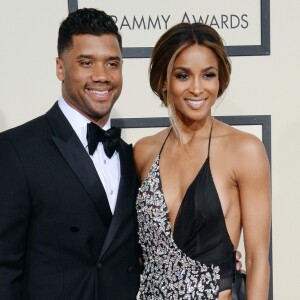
left=63, top=34, right=122, bottom=57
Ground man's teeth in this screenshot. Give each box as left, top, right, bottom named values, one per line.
left=89, top=89, right=109, bottom=95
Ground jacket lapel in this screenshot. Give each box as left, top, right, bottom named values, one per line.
left=99, top=141, right=137, bottom=259
left=46, top=102, right=112, bottom=229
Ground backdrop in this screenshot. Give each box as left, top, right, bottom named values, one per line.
left=1, top=1, right=300, bottom=298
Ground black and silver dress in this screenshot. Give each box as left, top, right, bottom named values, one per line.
left=136, top=128, right=235, bottom=299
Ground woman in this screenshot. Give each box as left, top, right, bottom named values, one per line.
left=134, top=22, right=271, bottom=299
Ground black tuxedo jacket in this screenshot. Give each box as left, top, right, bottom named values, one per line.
left=0, top=102, right=140, bottom=300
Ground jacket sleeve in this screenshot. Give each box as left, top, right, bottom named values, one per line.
left=0, top=135, right=31, bottom=299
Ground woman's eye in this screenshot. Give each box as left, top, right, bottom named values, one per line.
left=204, top=72, right=217, bottom=79
left=175, top=73, right=188, bottom=80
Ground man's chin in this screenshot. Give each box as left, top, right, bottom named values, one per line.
left=85, top=110, right=112, bottom=125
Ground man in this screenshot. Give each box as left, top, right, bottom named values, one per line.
left=0, top=8, right=140, bottom=300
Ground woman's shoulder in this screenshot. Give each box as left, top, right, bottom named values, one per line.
left=214, top=120, right=269, bottom=173
left=212, top=120, right=269, bottom=188
left=214, top=119, right=264, bottom=152
left=133, top=128, right=171, bottom=180
left=134, top=127, right=171, bottom=153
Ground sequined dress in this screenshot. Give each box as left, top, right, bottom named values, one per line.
left=136, top=128, right=235, bottom=300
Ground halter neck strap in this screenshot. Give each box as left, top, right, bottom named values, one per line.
left=207, top=118, right=214, bottom=157
left=159, top=127, right=173, bottom=156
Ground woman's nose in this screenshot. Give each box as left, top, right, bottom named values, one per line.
left=189, top=78, right=204, bottom=95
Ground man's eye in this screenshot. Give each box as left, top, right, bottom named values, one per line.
left=80, top=61, right=92, bottom=67
left=108, top=61, right=119, bottom=68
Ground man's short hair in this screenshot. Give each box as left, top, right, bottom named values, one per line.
left=57, top=8, right=122, bottom=56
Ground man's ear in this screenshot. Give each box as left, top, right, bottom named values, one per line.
left=56, top=57, right=65, bottom=82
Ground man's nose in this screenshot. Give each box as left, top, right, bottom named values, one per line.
left=91, top=64, right=110, bottom=82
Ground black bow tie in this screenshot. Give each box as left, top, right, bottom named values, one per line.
left=86, top=122, right=121, bottom=158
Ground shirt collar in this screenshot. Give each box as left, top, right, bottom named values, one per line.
left=58, top=97, right=111, bottom=148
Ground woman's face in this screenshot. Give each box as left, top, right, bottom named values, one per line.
left=169, top=44, right=219, bottom=124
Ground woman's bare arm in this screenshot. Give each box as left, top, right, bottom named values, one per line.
left=235, top=134, right=271, bottom=300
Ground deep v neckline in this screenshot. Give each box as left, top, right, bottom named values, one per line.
left=157, top=123, right=214, bottom=236
left=157, top=154, right=210, bottom=236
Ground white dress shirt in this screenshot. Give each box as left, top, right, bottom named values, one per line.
left=58, top=98, right=120, bottom=213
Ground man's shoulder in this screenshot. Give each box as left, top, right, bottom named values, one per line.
left=0, top=102, right=60, bottom=142
left=0, top=114, right=48, bottom=140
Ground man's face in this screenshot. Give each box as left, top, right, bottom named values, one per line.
left=56, top=34, right=123, bottom=126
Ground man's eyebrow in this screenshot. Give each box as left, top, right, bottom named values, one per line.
left=107, top=56, right=122, bottom=61
left=76, top=54, right=122, bottom=61
left=76, top=54, right=94, bottom=59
